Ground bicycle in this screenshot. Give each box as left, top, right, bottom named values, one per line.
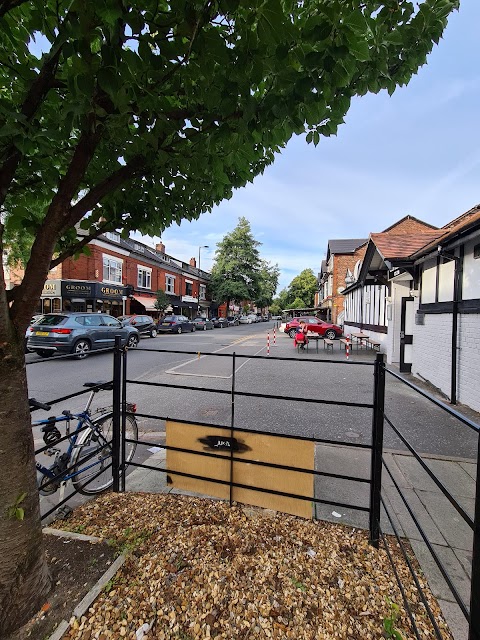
left=31, top=381, right=138, bottom=496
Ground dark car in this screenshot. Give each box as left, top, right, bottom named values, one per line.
left=192, top=317, right=214, bottom=330
left=119, top=315, right=157, bottom=338
left=284, top=317, right=342, bottom=340
left=211, top=317, right=228, bottom=328
left=157, top=314, right=195, bottom=334
left=226, top=316, right=239, bottom=326
left=27, top=313, right=140, bottom=358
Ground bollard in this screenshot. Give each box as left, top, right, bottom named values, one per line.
left=267, top=332, right=270, bottom=355
left=346, top=336, right=350, bottom=360
left=273, top=327, right=276, bottom=345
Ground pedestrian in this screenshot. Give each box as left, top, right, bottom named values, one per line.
left=294, top=320, right=309, bottom=350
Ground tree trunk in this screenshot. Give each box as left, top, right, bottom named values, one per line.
left=0, top=315, right=51, bottom=635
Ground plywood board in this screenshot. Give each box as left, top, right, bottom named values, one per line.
left=166, top=421, right=314, bottom=518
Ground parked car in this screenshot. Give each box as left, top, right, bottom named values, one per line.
left=118, top=314, right=157, bottom=337
left=27, top=313, right=140, bottom=358
left=211, top=317, right=228, bottom=328
left=262, top=315, right=270, bottom=322
left=157, top=314, right=195, bottom=334
left=238, top=315, right=252, bottom=324
left=247, top=314, right=259, bottom=323
left=284, top=317, right=342, bottom=340
left=192, top=317, right=214, bottom=330
left=226, top=316, right=240, bottom=326
left=25, top=315, right=45, bottom=352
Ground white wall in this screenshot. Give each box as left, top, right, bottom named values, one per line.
left=412, top=312, right=480, bottom=413
left=463, top=238, right=480, bottom=299
left=421, top=259, right=437, bottom=304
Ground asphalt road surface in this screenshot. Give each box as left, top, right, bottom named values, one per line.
left=27, top=320, right=478, bottom=464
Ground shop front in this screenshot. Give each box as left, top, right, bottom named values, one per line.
left=39, top=280, right=130, bottom=317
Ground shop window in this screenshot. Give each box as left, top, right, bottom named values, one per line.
left=199, top=284, right=206, bottom=300
left=165, top=274, right=175, bottom=293
left=137, top=267, right=152, bottom=289
left=103, top=255, right=122, bottom=283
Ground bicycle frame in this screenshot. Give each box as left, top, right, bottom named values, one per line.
left=34, top=389, right=112, bottom=485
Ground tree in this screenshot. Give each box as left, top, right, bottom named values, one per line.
left=273, top=288, right=291, bottom=312
left=210, top=217, right=261, bottom=313
left=288, top=296, right=307, bottom=309
left=0, top=0, right=458, bottom=633
left=287, top=269, right=318, bottom=308
left=255, top=261, right=280, bottom=312
left=154, top=289, right=170, bottom=314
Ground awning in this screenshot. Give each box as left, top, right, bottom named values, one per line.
left=132, top=295, right=157, bottom=311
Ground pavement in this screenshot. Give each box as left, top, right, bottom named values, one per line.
left=125, top=432, right=476, bottom=640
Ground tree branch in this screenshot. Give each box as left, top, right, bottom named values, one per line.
left=0, top=0, right=28, bottom=19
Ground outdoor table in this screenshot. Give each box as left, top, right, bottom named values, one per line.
left=350, top=332, right=369, bottom=350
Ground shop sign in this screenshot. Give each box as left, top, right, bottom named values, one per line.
left=97, top=284, right=125, bottom=298
left=42, top=280, right=60, bottom=296
left=181, top=295, right=198, bottom=303
left=62, top=281, right=94, bottom=297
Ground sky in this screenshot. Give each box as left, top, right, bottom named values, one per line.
left=136, top=0, right=480, bottom=293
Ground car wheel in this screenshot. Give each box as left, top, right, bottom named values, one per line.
left=325, top=330, right=336, bottom=340
left=177, top=326, right=182, bottom=334
left=73, top=340, right=91, bottom=359
left=288, top=328, right=297, bottom=339
left=150, top=328, right=157, bottom=338
left=126, top=335, right=138, bottom=348
left=203, top=325, right=207, bottom=331
left=37, top=350, right=54, bottom=358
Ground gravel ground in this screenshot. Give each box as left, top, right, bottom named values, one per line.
left=55, top=492, right=453, bottom=640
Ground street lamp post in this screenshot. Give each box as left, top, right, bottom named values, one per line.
left=198, top=245, right=209, bottom=316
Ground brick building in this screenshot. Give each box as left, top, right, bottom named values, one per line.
left=38, top=232, right=213, bottom=319
left=317, top=239, right=367, bottom=325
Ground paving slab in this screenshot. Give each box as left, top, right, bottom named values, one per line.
left=436, top=599, right=469, bottom=640
left=381, top=485, right=447, bottom=545
left=410, top=540, right=471, bottom=607
left=459, top=461, right=477, bottom=481
left=382, top=451, right=413, bottom=489
left=417, top=489, right=474, bottom=551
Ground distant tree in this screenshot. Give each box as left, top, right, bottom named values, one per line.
left=255, top=261, right=280, bottom=312
left=154, top=289, right=170, bottom=313
left=210, top=218, right=261, bottom=313
left=268, top=303, right=282, bottom=317
left=287, top=269, right=318, bottom=308
left=273, top=288, right=290, bottom=311
left=288, top=297, right=307, bottom=309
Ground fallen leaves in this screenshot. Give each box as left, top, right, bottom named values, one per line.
left=55, top=493, right=453, bottom=640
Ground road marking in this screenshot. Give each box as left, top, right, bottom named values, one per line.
left=165, top=335, right=260, bottom=377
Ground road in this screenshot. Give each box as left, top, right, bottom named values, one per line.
left=27, top=319, right=478, bottom=464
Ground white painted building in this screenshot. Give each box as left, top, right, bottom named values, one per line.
left=342, top=206, right=480, bottom=412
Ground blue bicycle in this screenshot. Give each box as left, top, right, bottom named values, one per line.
left=31, top=381, right=138, bottom=496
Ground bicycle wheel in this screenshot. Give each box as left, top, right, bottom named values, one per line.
left=71, top=413, right=138, bottom=495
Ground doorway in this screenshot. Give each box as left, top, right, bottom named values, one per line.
left=399, top=296, right=414, bottom=373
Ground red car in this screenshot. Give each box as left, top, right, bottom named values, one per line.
left=284, top=317, right=342, bottom=340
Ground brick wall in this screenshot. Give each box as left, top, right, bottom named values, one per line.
left=412, top=313, right=480, bottom=413
left=330, top=244, right=366, bottom=324
left=384, top=217, right=436, bottom=235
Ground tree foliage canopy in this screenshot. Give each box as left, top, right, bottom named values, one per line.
left=0, top=0, right=458, bottom=327
left=255, top=261, right=280, bottom=310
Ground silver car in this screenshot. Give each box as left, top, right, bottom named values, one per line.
left=27, top=313, right=140, bottom=358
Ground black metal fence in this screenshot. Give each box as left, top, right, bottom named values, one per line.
left=31, top=338, right=480, bottom=639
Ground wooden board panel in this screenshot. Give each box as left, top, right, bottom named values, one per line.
left=166, top=421, right=314, bottom=518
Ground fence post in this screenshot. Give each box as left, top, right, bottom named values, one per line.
left=120, top=343, right=128, bottom=492
left=469, top=432, right=480, bottom=640
left=369, top=352, right=385, bottom=548
left=112, top=335, right=122, bottom=493
left=229, top=352, right=236, bottom=506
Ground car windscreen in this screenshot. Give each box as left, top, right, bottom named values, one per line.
left=162, top=316, right=176, bottom=321
left=37, top=315, right=68, bottom=326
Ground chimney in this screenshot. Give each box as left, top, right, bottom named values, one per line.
left=190, top=257, right=196, bottom=268
left=156, top=242, right=165, bottom=253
